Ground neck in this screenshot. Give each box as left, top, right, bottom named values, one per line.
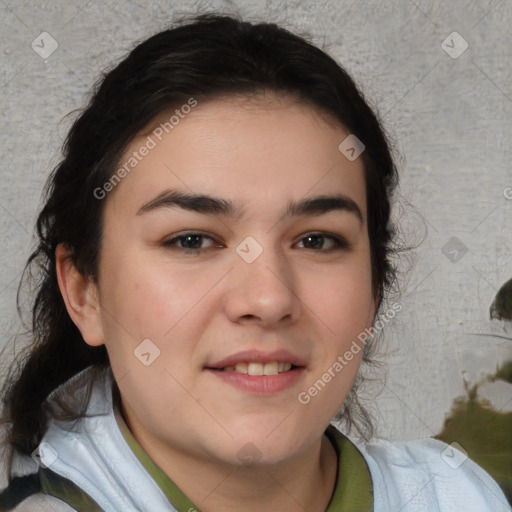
left=194, top=435, right=337, bottom=512
left=122, top=407, right=338, bottom=512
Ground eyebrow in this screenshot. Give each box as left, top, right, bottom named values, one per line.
left=136, top=189, right=363, bottom=223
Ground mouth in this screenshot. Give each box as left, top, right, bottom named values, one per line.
left=204, top=350, right=306, bottom=394
left=208, top=361, right=300, bottom=375
left=205, top=349, right=306, bottom=373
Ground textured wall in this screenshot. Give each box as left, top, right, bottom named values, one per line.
left=0, top=0, right=511, bottom=440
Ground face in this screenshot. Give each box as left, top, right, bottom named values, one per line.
left=86, top=94, right=376, bottom=467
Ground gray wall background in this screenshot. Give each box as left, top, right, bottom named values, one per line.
left=1, top=0, right=511, bottom=440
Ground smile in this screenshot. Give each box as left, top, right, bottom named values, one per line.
left=205, top=349, right=307, bottom=394
left=222, top=362, right=294, bottom=375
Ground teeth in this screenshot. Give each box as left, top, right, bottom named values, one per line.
left=235, top=363, right=248, bottom=374
left=263, top=361, right=278, bottom=375
left=225, top=362, right=293, bottom=375
left=248, top=363, right=264, bottom=375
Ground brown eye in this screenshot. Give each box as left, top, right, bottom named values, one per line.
left=162, top=232, right=221, bottom=253
left=296, top=233, right=350, bottom=251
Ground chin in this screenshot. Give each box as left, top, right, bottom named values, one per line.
left=222, top=426, right=308, bottom=467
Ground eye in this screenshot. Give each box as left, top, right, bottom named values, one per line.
left=161, top=232, right=222, bottom=253
left=295, top=232, right=350, bottom=251
left=161, top=231, right=350, bottom=254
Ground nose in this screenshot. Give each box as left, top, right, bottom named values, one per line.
left=223, top=239, right=302, bottom=328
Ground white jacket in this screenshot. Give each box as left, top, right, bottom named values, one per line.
left=1, top=366, right=510, bottom=512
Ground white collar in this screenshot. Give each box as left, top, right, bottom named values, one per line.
left=38, top=366, right=178, bottom=512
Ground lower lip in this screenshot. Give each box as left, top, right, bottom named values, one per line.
left=205, top=368, right=305, bottom=395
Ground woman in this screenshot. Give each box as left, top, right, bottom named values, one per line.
left=0, top=13, right=509, bottom=512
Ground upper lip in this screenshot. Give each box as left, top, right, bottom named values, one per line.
left=206, top=349, right=307, bottom=369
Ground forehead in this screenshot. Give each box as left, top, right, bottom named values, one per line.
left=106, top=94, right=367, bottom=220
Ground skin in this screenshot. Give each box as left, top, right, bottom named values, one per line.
left=57, top=93, right=377, bottom=512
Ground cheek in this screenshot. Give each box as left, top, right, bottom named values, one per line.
left=98, top=255, right=203, bottom=409
left=100, top=250, right=203, bottom=338
left=309, top=264, right=373, bottom=335
left=98, top=250, right=222, bottom=383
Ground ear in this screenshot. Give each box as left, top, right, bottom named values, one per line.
left=55, top=243, right=105, bottom=347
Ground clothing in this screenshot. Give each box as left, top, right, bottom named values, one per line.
left=1, top=366, right=510, bottom=512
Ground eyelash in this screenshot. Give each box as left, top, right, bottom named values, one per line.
left=161, top=231, right=351, bottom=254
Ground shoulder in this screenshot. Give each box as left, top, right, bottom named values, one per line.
left=358, top=434, right=511, bottom=512
left=0, top=424, right=75, bottom=512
